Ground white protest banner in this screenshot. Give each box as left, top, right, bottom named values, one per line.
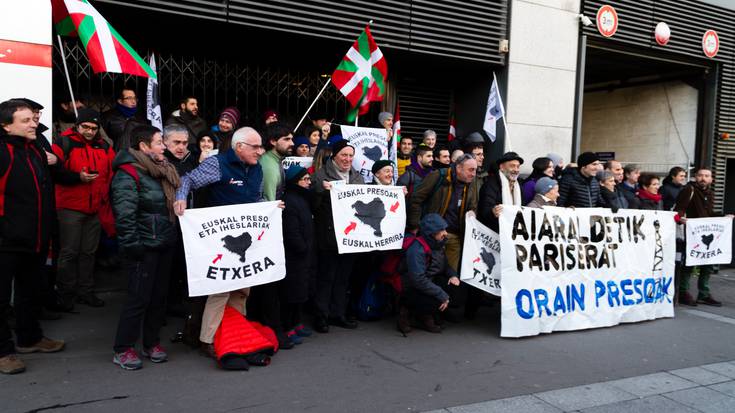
left=282, top=156, right=313, bottom=170
left=340, top=125, right=393, bottom=183
left=460, top=215, right=501, bottom=296
left=499, top=206, right=676, bottom=338
left=685, top=217, right=733, bottom=266
left=330, top=184, right=406, bottom=254
left=178, top=201, right=286, bottom=296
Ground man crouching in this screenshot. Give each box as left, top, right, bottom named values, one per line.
left=398, top=214, right=459, bottom=334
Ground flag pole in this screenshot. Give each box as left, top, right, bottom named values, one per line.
left=493, top=72, right=511, bottom=152
left=294, top=78, right=331, bottom=132
left=56, top=35, right=79, bottom=118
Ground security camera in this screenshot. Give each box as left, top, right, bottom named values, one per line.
left=579, top=14, right=593, bottom=27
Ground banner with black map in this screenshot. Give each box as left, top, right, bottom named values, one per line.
left=178, top=201, right=286, bottom=296
left=499, top=206, right=676, bottom=338
left=460, top=215, right=501, bottom=296
left=329, top=184, right=406, bottom=254
left=685, top=217, right=732, bottom=266
left=340, top=125, right=396, bottom=184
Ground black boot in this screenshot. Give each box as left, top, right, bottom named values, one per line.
left=397, top=306, right=411, bottom=335
left=419, top=315, right=441, bottom=333
left=313, top=317, right=329, bottom=333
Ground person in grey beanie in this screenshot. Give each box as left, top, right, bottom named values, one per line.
left=527, top=177, right=559, bottom=208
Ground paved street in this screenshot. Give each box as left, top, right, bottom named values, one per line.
left=3, top=269, right=735, bottom=413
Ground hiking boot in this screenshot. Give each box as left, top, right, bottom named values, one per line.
left=329, top=317, right=358, bottom=329
left=76, top=293, right=105, bottom=308
left=294, top=324, right=313, bottom=337
left=679, top=292, right=698, bottom=307
left=287, top=330, right=303, bottom=345
left=0, top=354, right=25, bottom=374
left=419, top=315, right=442, bottom=333
left=200, top=343, right=216, bottom=359
left=397, top=306, right=412, bottom=335
left=277, top=334, right=295, bottom=350
left=313, top=317, right=329, bottom=334
left=697, top=296, right=723, bottom=307
left=113, top=348, right=143, bottom=370
left=16, top=337, right=65, bottom=354
left=141, top=344, right=168, bottom=363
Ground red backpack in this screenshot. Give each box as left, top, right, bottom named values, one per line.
left=379, top=234, right=431, bottom=293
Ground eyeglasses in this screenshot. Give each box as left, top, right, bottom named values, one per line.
left=79, top=124, right=99, bottom=132
left=240, top=142, right=265, bottom=151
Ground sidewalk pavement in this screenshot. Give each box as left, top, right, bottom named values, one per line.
left=427, top=360, right=735, bottom=412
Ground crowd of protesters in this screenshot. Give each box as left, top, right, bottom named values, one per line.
left=0, top=91, right=731, bottom=375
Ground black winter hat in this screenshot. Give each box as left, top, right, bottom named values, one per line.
left=75, top=108, right=101, bottom=126
left=577, top=152, right=600, bottom=168
left=331, top=139, right=354, bottom=158
left=371, top=159, right=394, bottom=175
left=496, top=151, right=524, bottom=166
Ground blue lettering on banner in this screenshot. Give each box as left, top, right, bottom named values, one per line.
left=515, top=277, right=671, bottom=319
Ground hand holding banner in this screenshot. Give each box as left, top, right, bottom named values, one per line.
left=330, top=184, right=406, bottom=253
left=178, top=201, right=286, bottom=296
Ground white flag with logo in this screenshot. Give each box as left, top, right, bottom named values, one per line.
left=483, top=74, right=505, bottom=142
left=146, top=54, right=162, bottom=130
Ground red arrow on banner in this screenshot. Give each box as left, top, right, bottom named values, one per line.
left=344, top=221, right=357, bottom=235
left=361, top=160, right=366, bottom=167
left=473, top=257, right=480, bottom=263
left=213, top=254, right=223, bottom=264
left=389, top=201, right=400, bottom=212
left=257, top=230, right=265, bottom=240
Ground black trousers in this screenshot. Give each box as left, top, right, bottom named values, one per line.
left=280, top=302, right=303, bottom=332
left=402, top=289, right=441, bottom=317
left=0, top=252, right=45, bottom=357
left=246, top=281, right=284, bottom=337
left=315, top=251, right=355, bottom=320
left=167, top=232, right=188, bottom=309
left=113, top=248, right=173, bottom=353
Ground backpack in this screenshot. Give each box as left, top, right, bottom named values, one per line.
left=118, top=164, right=142, bottom=190
left=379, top=234, right=432, bottom=294
left=356, top=273, right=392, bottom=321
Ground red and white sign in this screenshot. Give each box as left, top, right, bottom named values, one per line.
left=596, top=5, right=619, bottom=38
left=655, top=22, right=671, bottom=46
left=0, top=0, right=53, bottom=142
left=702, top=30, right=719, bottom=58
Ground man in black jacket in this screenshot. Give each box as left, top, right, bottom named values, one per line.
left=558, top=152, right=602, bottom=208
left=102, top=88, right=149, bottom=152
left=0, top=100, right=65, bottom=375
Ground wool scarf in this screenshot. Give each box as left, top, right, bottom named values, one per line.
left=499, top=171, right=522, bottom=206
left=129, top=149, right=181, bottom=221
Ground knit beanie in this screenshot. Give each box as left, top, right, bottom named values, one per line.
left=535, top=177, right=558, bottom=195
left=75, top=108, right=101, bottom=126
left=420, top=213, right=448, bottom=236
left=219, top=107, right=241, bottom=127
left=293, top=136, right=311, bottom=148
left=371, top=159, right=394, bottom=175
left=285, top=166, right=308, bottom=184
left=263, top=110, right=278, bottom=123
left=378, top=111, right=393, bottom=125
left=577, top=151, right=599, bottom=168
left=331, top=139, right=354, bottom=158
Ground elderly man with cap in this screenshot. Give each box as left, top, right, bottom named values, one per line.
left=212, top=107, right=240, bottom=153
left=310, top=139, right=364, bottom=333
left=52, top=108, right=116, bottom=310
left=527, top=177, right=559, bottom=208
left=478, top=151, right=524, bottom=232
left=558, top=151, right=603, bottom=208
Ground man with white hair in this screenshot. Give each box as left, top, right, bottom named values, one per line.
left=174, top=127, right=267, bottom=359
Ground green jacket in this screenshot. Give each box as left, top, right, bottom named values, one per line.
left=259, top=150, right=284, bottom=201
left=111, top=150, right=177, bottom=256
left=406, top=166, right=480, bottom=234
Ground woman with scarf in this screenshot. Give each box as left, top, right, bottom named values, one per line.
left=110, top=125, right=181, bottom=370
left=521, top=157, right=554, bottom=205
left=634, top=173, right=663, bottom=210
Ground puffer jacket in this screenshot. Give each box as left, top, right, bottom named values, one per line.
left=110, top=149, right=177, bottom=256
left=406, top=166, right=480, bottom=234
left=52, top=128, right=115, bottom=214
left=311, top=159, right=363, bottom=252
left=558, top=168, right=600, bottom=208
left=214, top=306, right=277, bottom=361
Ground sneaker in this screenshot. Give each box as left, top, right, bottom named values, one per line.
left=76, top=293, right=105, bottom=308
left=0, top=354, right=25, bottom=374
left=697, top=296, right=723, bottom=307
left=287, top=330, right=303, bottom=345
left=679, top=292, right=698, bottom=307
left=294, top=324, right=313, bottom=337
left=141, top=344, right=168, bottom=363
left=15, top=337, right=65, bottom=354
left=113, top=348, right=143, bottom=370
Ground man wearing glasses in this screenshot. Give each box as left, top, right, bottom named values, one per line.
left=102, top=88, right=148, bottom=151
left=174, top=127, right=270, bottom=359
left=52, top=108, right=116, bottom=311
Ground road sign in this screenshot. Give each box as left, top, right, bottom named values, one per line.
left=596, top=5, right=618, bottom=38
left=702, top=30, right=719, bottom=58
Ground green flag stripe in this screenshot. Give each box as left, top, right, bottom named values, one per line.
left=76, top=15, right=97, bottom=48
left=109, top=25, right=157, bottom=79
left=335, top=59, right=358, bottom=73
left=56, top=16, right=76, bottom=36
left=357, top=31, right=370, bottom=60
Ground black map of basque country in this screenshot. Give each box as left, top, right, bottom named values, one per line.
left=363, top=146, right=383, bottom=163
left=221, top=232, right=252, bottom=262
left=352, top=197, right=386, bottom=236
left=480, top=247, right=496, bottom=273
left=701, top=233, right=715, bottom=250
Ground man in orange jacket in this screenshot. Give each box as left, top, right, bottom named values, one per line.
left=52, top=108, right=115, bottom=310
